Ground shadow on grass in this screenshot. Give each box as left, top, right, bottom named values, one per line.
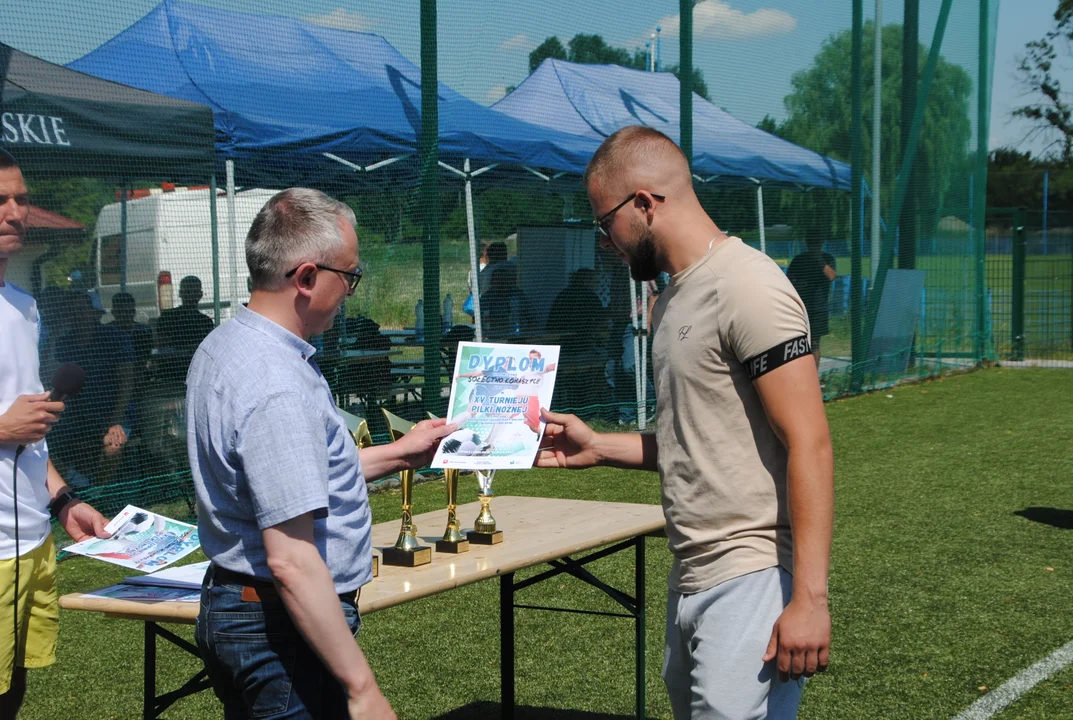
left=433, top=702, right=641, bottom=719
left=1015, top=507, right=1073, bottom=530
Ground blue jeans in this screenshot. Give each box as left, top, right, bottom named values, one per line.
left=195, top=566, right=362, bottom=719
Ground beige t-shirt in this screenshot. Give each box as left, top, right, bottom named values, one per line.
left=651, top=237, right=811, bottom=594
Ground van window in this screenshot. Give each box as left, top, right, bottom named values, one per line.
left=99, top=235, right=123, bottom=285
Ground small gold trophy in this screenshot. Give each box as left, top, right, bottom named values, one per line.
left=346, top=415, right=379, bottom=578
left=435, top=467, right=469, bottom=553
left=380, top=409, right=432, bottom=567
left=426, top=413, right=470, bottom=554
left=467, top=469, right=503, bottom=545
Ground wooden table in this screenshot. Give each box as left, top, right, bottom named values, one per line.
left=61, top=496, right=666, bottom=720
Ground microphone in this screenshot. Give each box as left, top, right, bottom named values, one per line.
left=15, top=363, right=86, bottom=457
left=48, top=362, right=87, bottom=403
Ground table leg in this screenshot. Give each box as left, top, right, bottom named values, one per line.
left=501, top=572, right=515, bottom=720
left=144, top=622, right=157, bottom=720
left=635, top=538, right=646, bottom=719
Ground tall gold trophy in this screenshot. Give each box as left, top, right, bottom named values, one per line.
left=349, top=417, right=379, bottom=578
left=467, top=469, right=503, bottom=545
left=380, top=409, right=432, bottom=567
left=427, top=413, right=469, bottom=554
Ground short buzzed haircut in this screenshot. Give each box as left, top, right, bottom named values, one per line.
left=583, top=126, right=689, bottom=190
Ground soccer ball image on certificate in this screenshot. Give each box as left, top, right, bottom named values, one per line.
left=434, top=343, right=560, bottom=470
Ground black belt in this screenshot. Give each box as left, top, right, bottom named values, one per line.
left=211, top=565, right=359, bottom=607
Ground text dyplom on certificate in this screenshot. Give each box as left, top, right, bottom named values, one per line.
left=433, top=342, right=560, bottom=470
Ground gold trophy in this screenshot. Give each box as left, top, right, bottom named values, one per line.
left=467, top=469, right=503, bottom=545
left=427, top=413, right=469, bottom=554
left=435, top=467, right=469, bottom=553
left=380, top=409, right=432, bottom=567
left=348, top=416, right=379, bottom=577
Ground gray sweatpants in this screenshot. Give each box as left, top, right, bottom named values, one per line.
left=662, top=566, right=804, bottom=720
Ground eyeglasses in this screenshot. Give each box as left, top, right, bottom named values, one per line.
left=593, top=192, right=666, bottom=237
left=284, top=263, right=363, bottom=292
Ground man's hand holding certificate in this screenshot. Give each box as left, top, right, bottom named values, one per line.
left=432, top=342, right=560, bottom=470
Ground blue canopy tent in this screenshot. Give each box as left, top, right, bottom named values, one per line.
left=494, top=59, right=852, bottom=424
left=67, top=0, right=602, bottom=340
left=495, top=58, right=849, bottom=192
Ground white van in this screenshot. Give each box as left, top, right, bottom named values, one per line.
left=93, top=187, right=278, bottom=321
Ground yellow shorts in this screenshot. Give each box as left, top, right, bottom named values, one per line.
left=0, top=534, right=58, bottom=694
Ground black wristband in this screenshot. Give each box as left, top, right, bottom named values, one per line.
left=48, top=490, right=79, bottom=520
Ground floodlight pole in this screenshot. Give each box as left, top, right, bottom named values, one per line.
left=973, top=0, right=991, bottom=361
left=421, top=0, right=443, bottom=415
left=900, top=0, right=919, bottom=270
left=680, top=0, right=693, bottom=171
left=851, top=0, right=865, bottom=389
left=871, top=0, right=882, bottom=279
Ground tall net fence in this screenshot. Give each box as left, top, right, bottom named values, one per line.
left=2, top=0, right=1010, bottom=517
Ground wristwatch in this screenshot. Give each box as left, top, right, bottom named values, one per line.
left=48, top=490, right=80, bottom=519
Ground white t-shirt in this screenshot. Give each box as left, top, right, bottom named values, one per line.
left=0, top=282, right=52, bottom=559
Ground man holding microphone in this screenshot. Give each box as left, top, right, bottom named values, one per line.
left=0, top=148, right=110, bottom=719
left=188, top=188, right=454, bottom=719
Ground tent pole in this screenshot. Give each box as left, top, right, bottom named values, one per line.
left=871, top=0, right=883, bottom=279
left=464, top=159, right=483, bottom=341
left=120, top=183, right=128, bottom=293
left=639, top=281, right=649, bottom=431
left=629, top=280, right=642, bottom=426
left=210, top=173, right=221, bottom=325
left=757, top=185, right=767, bottom=255
left=226, top=159, right=238, bottom=319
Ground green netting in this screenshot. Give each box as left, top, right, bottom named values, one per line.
left=1, top=0, right=1013, bottom=512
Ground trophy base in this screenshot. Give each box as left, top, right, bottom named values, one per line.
left=467, top=530, right=504, bottom=545
left=435, top=538, right=470, bottom=554
left=381, top=546, right=432, bottom=567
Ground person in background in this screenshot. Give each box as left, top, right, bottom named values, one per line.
left=155, top=275, right=214, bottom=384
left=786, top=231, right=836, bottom=367
left=0, top=147, right=110, bottom=719
left=48, top=290, right=134, bottom=486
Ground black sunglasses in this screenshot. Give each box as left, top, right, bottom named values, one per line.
left=594, top=192, right=666, bottom=237
left=284, top=263, right=363, bottom=292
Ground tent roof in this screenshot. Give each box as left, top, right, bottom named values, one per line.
left=68, top=1, right=600, bottom=187
left=493, top=59, right=849, bottom=190
left=0, top=43, right=215, bottom=180
left=27, top=205, right=84, bottom=231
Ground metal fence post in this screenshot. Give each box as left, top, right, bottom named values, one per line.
left=1011, top=207, right=1026, bottom=360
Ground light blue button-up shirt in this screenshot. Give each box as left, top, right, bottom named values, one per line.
left=186, top=306, right=372, bottom=593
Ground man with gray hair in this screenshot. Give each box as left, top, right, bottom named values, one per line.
left=187, top=188, right=455, bottom=719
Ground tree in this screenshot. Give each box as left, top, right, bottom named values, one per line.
left=529, top=37, right=567, bottom=74
left=527, top=33, right=710, bottom=101
left=779, top=22, right=973, bottom=238
left=1013, top=0, right=1073, bottom=162
left=756, top=114, right=781, bottom=136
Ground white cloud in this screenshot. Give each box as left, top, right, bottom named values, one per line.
left=486, top=85, right=509, bottom=103
left=304, top=8, right=375, bottom=33
left=655, top=1, right=796, bottom=41
left=499, top=34, right=536, bottom=53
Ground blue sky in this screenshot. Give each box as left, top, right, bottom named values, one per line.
left=2, top=0, right=1068, bottom=157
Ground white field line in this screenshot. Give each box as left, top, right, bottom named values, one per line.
left=951, top=639, right=1073, bottom=720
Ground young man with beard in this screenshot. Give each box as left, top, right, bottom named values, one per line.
left=537, top=126, right=833, bottom=719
